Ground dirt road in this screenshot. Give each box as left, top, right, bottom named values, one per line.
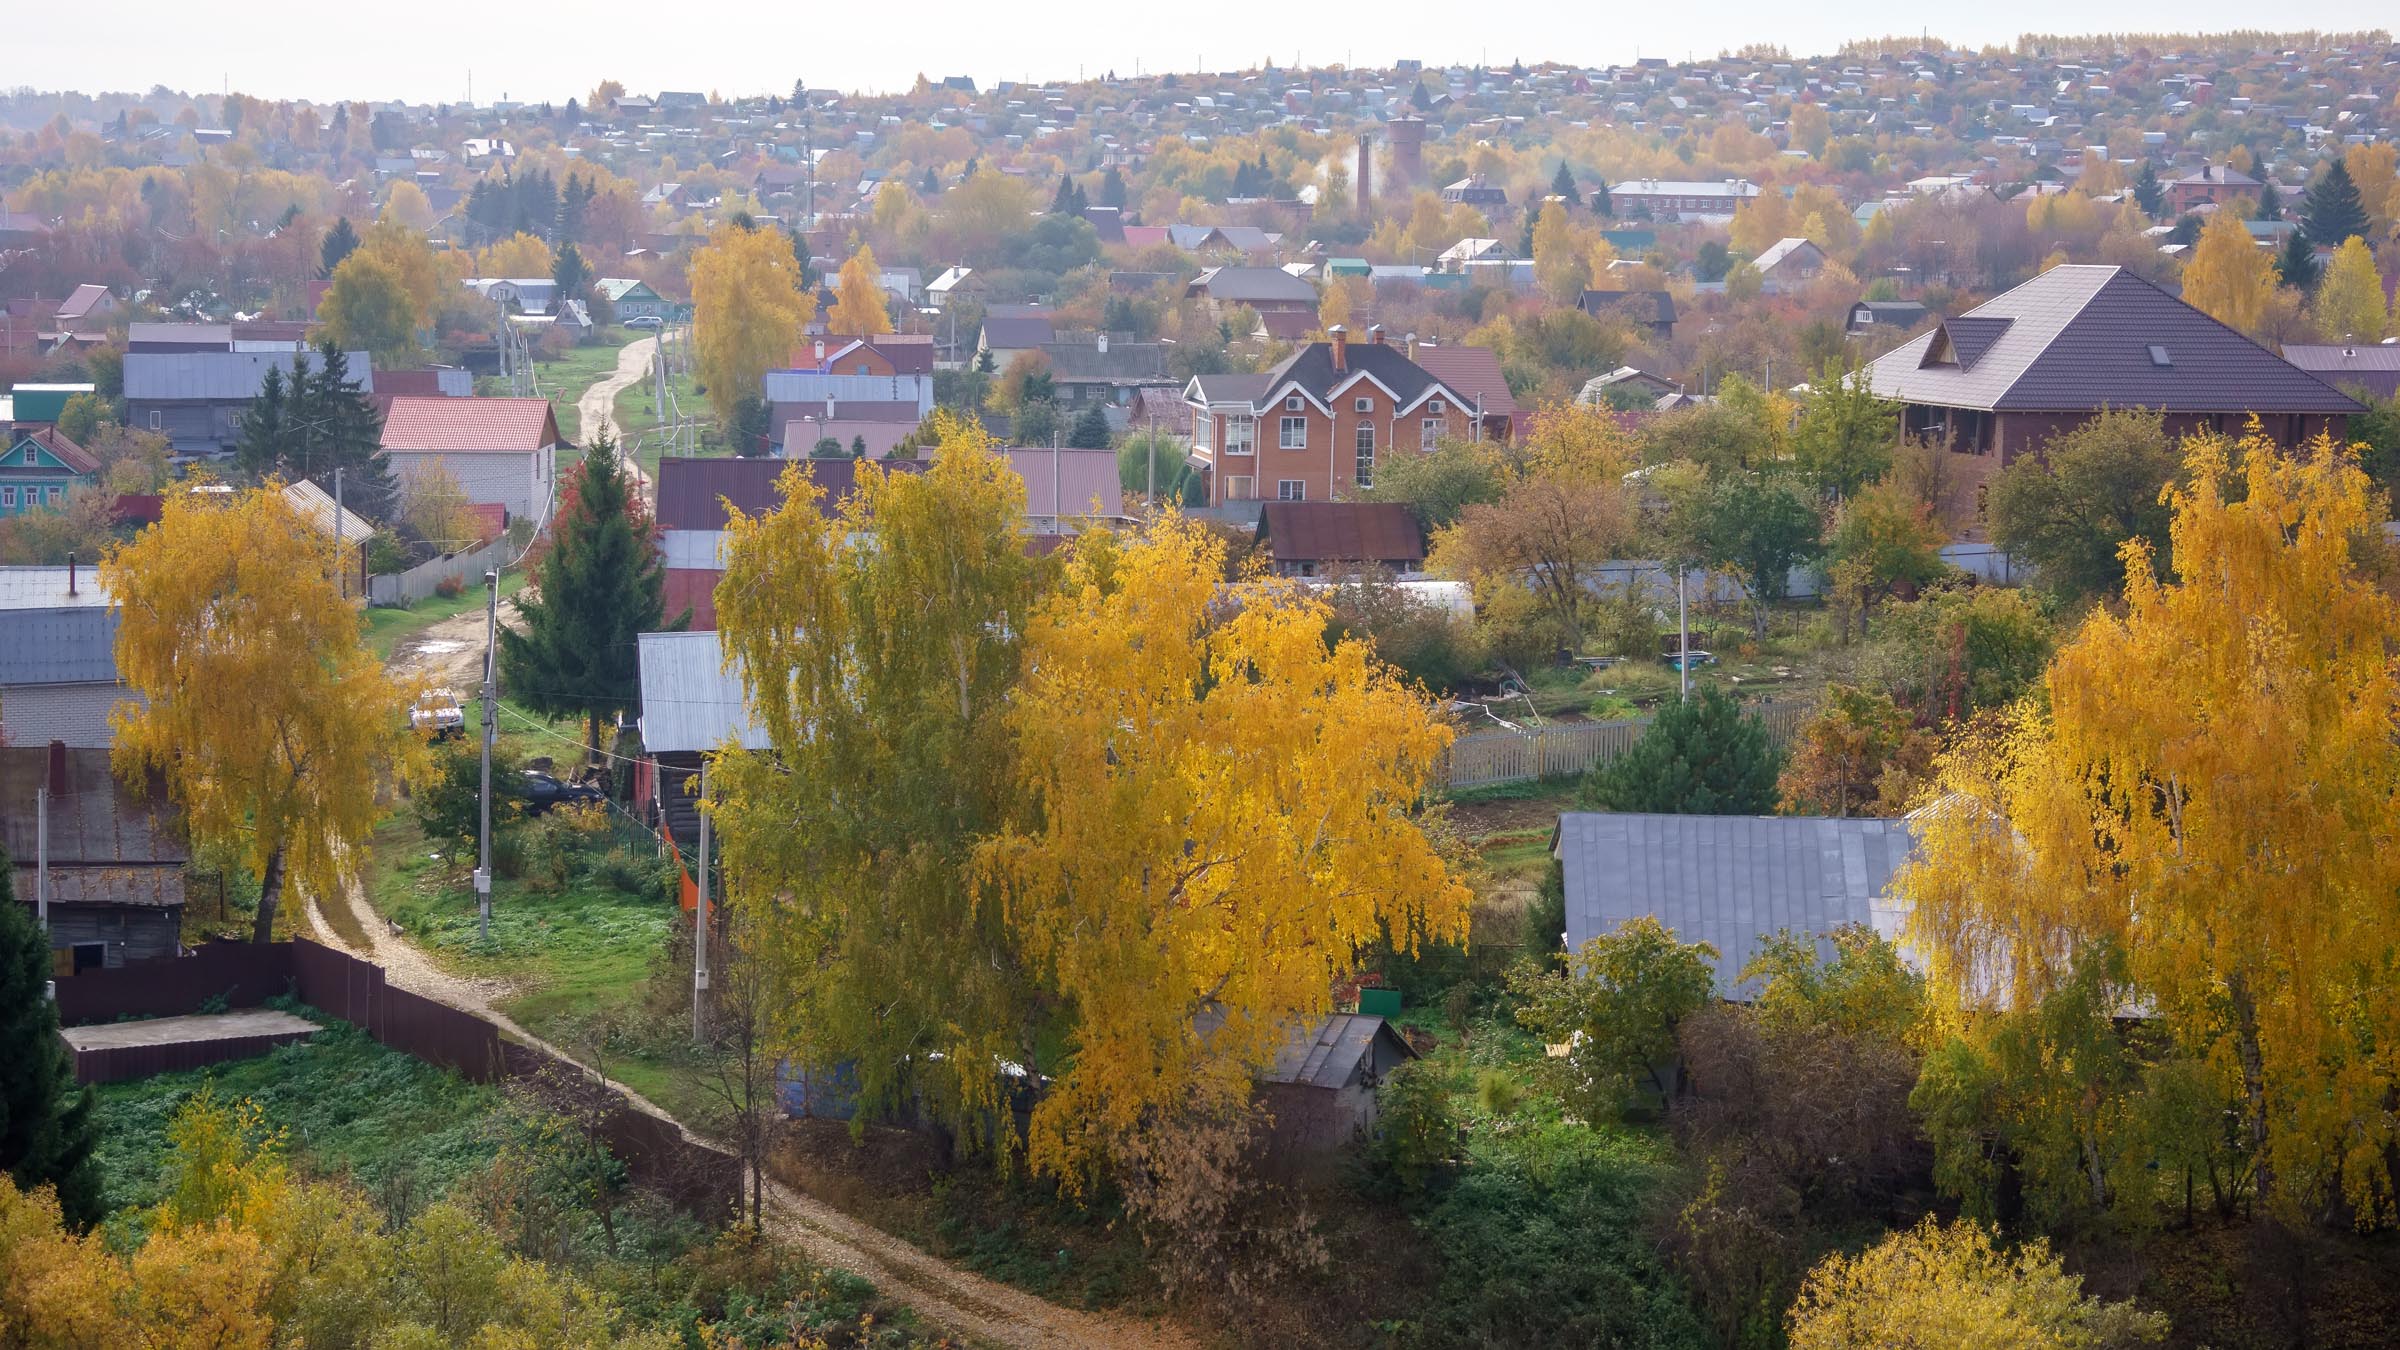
left=304, top=875, right=1192, bottom=1350
left=386, top=597, right=518, bottom=693
left=578, top=334, right=658, bottom=507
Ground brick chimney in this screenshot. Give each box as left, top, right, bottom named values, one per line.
left=1328, top=324, right=1348, bottom=373
left=1368, top=324, right=1385, bottom=345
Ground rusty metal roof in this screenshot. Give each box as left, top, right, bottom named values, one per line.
left=1255, top=501, right=1426, bottom=565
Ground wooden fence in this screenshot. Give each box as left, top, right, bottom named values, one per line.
left=57, top=939, right=738, bottom=1219
left=1443, top=701, right=1811, bottom=790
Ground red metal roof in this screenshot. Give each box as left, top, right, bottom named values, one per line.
left=379, top=396, right=560, bottom=453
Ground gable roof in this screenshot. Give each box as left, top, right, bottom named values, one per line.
left=1255, top=501, right=1426, bottom=565
left=379, top=397, right=561, bottom=454
left=653, top=455, right=927, bottom=531
left=1256, top=338, right=1453, bottom=412
left=1262, top=1014, right=1413, bottom=1089
left=5, top=427, right=99, bottom=476
left=0, top=606, right=116, bottom=686
left=635, top=631, right=767, bottom=755
left=1007, top=447, right=1126, bottom=520
left=980, top=314, right=1056, bottom=349
left=1407, top=345, right=1519, bottom=417
left=1554, top=811, right=1919, bottom=998
left=125, top=348, right=372, bottom=401
left=1865, top=265, right=2365, bottom=415
left=0, top=746, right=187, bottom=871
left=1752, top=237, right=1825, bottom=273
left=1187, top=266, right=1317, bottom=306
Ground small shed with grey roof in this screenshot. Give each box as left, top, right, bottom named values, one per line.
left=1552, top=812, right=1920, bottom=998
left=1233, top=1011, right=1417, bottom=1168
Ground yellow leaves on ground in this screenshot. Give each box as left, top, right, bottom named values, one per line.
left=1901, top=428, right=2400, bottom=1221
left=982, top=518, right=1473, bottom=1183
left=102, top=483, right=422, bottom=942
left=689, top=220, right=817, bottom=417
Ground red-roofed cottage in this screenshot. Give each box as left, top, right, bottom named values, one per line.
left=378, top=396, right=563, bottom=524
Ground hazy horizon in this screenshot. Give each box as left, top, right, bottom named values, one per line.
left=13, top=2, right=2393, bottom=108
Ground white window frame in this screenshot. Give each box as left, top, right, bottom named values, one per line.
left=1224, top=415, right=1255, bottom=455
left=1277, top=479, right=1306, bottom=501
left=1422, top=418, right=1443, bottom=450
left=0, top=487, right=14, bottom=507
left=1224, top=474, right=1254, bottom=500
left=1278, top=415, right=1307, bottom=449
left=147, top=410, right=162, bottom=431
left=1354, top=424, right=1376, bottom=487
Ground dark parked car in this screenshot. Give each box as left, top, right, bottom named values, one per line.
left=518, top=771, right=606, bottom=815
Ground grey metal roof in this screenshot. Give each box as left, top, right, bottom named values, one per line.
left=1262, top=1013, right=1406, bottom=1089
left=124, top=349, right=373, bottom=402
left=636, top=631, right=768, bottom=754
left=1554, top=812, right=1919, bottom=998
left=0, top=566, right=110, bottom=610
left=1865, top=265, right=2362, bottom=415
left=0, top=607, right=117, bottom=685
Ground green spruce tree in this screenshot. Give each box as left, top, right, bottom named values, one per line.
left=1067, top=403, right=1112, bottom=450
left=297, top=344, right=398, bottom=524
left=233, top=363, right=299, bottom=483
left=319, top=216, right=360, bottom=278
left=498, top=437, right=681, bottom=763
left=2278, top=228, right=2320, bottom=291
left=2132, top=160, right=2164, bottom=218
left=2252, top=176, right=2282, bottom=221
left=2302, top=159, right=2371, bottom=248
left=551, top=242, right=591, bottom=306
left=1551, top=162, right=1581, bottom=207
left=0, top=856, right=102, bottom=1228
left=1581, top=688, right=1784, bottom=815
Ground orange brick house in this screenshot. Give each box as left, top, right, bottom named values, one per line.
left=1183, top=326, right=1479, bottom=507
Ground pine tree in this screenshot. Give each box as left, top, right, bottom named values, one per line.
left=2253, top=176, right=2283, bottom=221
left=1099, top=165, right=1127, bottom=211
left=2277, top=228, right=2320, bottom=291
left=0, top=855, right=103, bottom=1228
left=1592, top=176, right=1613, bottom=217
left=298, top=345, right=397, bottom=523
left=319, top=216, right=359, bottom=279
left=2302, top=159, right=2371, bottom=249
left=1067, top=403, right=1112, bottom=450
left=1581, top=688, right=1785, bottom=815
left=498, top=438, right=680, bottom=763
left=1551, top=163, right=1581, bottom=207
left=2133, top=160, right=2164, bottom=218
left=552, top=242, right=591, bottom=304
left=234, top=364, right=298, bottom=483
left=1050, top=177, right=1078, bottom=215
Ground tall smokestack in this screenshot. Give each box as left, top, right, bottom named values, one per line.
left=1355, top=130, right=1373, bottom=217
left=1329, top=324, right=1348, bottom=373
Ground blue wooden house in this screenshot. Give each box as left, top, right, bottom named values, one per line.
left=0, top=428, right=98, bottom=516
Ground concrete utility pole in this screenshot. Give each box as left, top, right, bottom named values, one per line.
left=33, top=782, right=47, bottom=930
left=332, top=466, right=344, bottom=598
left=692, top=761, right=711, bottom=1043
left=1677, top=567, right=1691, bottom=702
left=476, top=569, right=498, bottom=940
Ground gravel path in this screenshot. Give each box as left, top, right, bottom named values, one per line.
left=577, top=334, right=658, bottom=510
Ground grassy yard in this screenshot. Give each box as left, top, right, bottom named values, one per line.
left=92, top=1014, right=508, bottom=1221
left=361, top=569, right=529, bottom=659
left=530, top=329, right=638, bottom=430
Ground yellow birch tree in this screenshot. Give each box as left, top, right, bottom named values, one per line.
left=979, top=518, right=1472, bottom=1185
left=2177, top=212, right=2276, bottom=334
left=689, top=220, right=816, bottom=417
left=2312, top=236, right=2391, bottom=341
left=1900, top=428, right=2400, bottom=1222
left=827, top=243, right=894, bottom=335
left=104, top=485, right=422, bottom=942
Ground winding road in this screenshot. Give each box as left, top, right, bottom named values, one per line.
left=577, top=333, right=660, bottom=508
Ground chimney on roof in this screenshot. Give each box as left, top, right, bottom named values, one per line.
left=66, top=550, right=76, bottom=597
left=1406, top=330, right=1418, bottom=360
left=1329, top=324, right=1348, bottom=372
left=1097, top=332, right=1109, bottom=354
left=1368, top=323, right=1384, bottom=345
left=47, top=738, right=67, bottom=799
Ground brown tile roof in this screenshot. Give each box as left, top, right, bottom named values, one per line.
left=653, top=456, right=928, bottom=531
left=379, top=396, right=561, bottom=453
left=1408, top=344, right=1519, bottom=417
left=1254, top=501, right=1426, bottom=566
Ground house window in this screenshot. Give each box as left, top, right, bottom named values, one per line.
left=1279, top=416, right=1307, bottom=449
left=1277, top=479, right=1306, bottom=501
left=1354, top=396, right=1373, bottom=412
left=1224, top=416, right=1255, bottom=454
left=1192, top=410, right=1211, bottom=449
left=46, top=486, right=61, bottom=503
left=147, top=410, right=162, bottom=431
left=1285, top=395, right=1305, bottom=412
left=1225, top=474, right=1254, bottom=500
left=0, top=487, right=14, bottom=507
left=1422, top=418, right=1444, bottom=449
left=1354, top=424, right=1376, bottom=487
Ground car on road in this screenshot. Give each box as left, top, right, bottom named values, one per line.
left=410, top=689, right=465, bottom=740
left=518, top=771, right=607, bottom=815
left=623, top=315, right=664, bottom=329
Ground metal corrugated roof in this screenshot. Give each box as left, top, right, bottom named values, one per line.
left=1263, top=1013, right=1402, bottom=1089
left=1255, top=501, right=1426, bottom=565
left=636, top=631, right=768, bottom=754
left=1866, top=265, right=2362, bottom=415
left=0, top=607, right=116, bottom=685
left=0, top=566, right=109, bottom=609
left=0, top=747, right=187, bottom=868
left=124, top=348, right=372, bottom=401
left=1554, top=812, right=1919, bottom=998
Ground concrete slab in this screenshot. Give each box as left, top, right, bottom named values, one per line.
left=62, top=1009, right=321, bottom=1051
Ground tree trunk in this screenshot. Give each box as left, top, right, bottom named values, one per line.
left=2229, top=970, right=2273, bottom=1208
left=253, top=842, right=287, bottom=944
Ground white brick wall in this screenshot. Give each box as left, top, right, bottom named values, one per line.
left=1, top=683, right=139, bottom=748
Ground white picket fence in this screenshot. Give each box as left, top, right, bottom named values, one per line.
left=1442, top=701, right=1811, bottom=790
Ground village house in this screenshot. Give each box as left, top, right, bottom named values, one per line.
left=1606, top=177, right=1761, bottom=221
left=2, top=740, right=188, bottom=974
left=1576, top=289, right=1678, bottom=341
left=1184, top=266, right=1319, bottom=321
left=1864, top=264, right=2363, bottom=499
left=976, top=307, right=1057, bottom=373
left=0, top=427, right=96, bottom=516
left=1184, top=326, right=1477, bottom=508
left=596, top=277, right=676, bottom=322
left=0, top=562, right=126, bottom=750
left=1252, top=500, right=1427, bottom=576
left=377, top=397, right=563, bottom=526
left=124, top=344, right=373, bottom=460
left=1751, top=237, right=1828, bottom=286
left=654, top=457, right=928, bottom=629
left=2165, top=162, right=2261, bottom=214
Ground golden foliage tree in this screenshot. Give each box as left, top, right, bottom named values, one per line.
left=713, top=419, right=1043, bottom=1133
left=1901, top=429, right=2400, bottom=1221
left=1531, top=200, right=1590, bottom=304
left=2177, top=211, right=2277, bottom=334
left=477, top=230, right=553, bottom=279
left=1429, top=403, right=1641, bottom=644
left=1787, top=1216, right=2166, bottom=1349
left=104, top=485, right=422, bottom=942
left=827, top=244, right=894, bottom=335
left=379, top=179, right=435, bottom=232
left=979, top=518, right=1472, bottom=1183
left=689, top=220, right=816, bottom=417
left=318, top=252, right=418, bottom=364
left=2312, top=236, right=2391, bottom=341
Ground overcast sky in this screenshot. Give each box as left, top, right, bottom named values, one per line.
left=13, top=2, right=2391, bottom=106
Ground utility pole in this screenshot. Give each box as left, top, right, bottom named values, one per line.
left=1677, top=567, right=1691, bottom=702
left=33, top=782, right=47, bottom=930
left=476, top=569, right=498, bottom=941
left=692, top=761, right=711, bottom=1043
left=332, top=466, right=344, bottom=598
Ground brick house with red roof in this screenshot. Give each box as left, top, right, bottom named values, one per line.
left=378, top=396, right=563, bottom=525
